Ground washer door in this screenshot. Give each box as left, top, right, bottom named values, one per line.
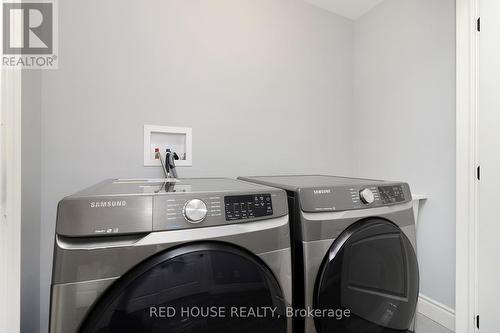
left=79, top=243, right=287, bottom=333
left=314, top=218, right=419, bottom=333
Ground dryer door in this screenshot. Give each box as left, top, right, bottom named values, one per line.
left=78, top=242, right=287, bottom=333
left=314, top=218, right=418, bottom=333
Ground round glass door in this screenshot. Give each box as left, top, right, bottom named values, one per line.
left=79, top=243, right=287, bottom=333
left=314, top=218, right=418, bottom=333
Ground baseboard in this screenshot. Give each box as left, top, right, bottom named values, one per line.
left=417, top=293, right=455, bottom=332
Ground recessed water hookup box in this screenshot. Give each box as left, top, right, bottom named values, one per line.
left=143, top=125, right=192, bottom=167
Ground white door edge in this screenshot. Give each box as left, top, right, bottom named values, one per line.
left=0, top=67, right=22, bottom=332
left=456, top=0, right=480, bottom=332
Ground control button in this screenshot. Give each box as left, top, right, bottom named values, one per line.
left=183, top=199, right=208, bottom=223
left=359, top=188, right=375, bottom=204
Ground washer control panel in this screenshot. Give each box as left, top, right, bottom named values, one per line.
left=153, top=191, right=285, bottom=231
left=224, top=194, right=273, bottom=221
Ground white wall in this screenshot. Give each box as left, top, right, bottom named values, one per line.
left=36, top=0, right=355, bottom=331
left=352, top=0, right=456, bottom=308
left=21, top=71, right=42, bottom=333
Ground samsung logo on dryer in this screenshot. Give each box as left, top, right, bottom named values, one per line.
left=90, top=200, right=127, bottom=208
left=313, top=189, right=332, bottom=195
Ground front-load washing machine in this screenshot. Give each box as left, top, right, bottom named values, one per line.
left=238, top=175, right=419, bottom=333
left=49, top=178, right=292, bottom=333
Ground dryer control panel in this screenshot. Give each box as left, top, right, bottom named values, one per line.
left=298, top=182, right=412, bottom=212
left=378, top=185, right=406, bottom=204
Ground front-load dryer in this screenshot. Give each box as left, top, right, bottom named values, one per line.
left=49, top=178, right=292, bottom=333
left=238, top=175, right=419, bottom=333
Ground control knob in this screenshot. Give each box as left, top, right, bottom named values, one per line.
left=183, top=199, right=208, bottom=223
left=359, top=188, right=375, bottom=204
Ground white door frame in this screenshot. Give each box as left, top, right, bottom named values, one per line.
left=0, top=68, right=22, bottom=332
left=0, top=3, right=22, bottom=331
left=456, top=0, right=479, bottom=332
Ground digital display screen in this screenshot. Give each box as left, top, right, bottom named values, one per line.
left=378, top=186, right=405, bottom=204
left=224, top=194, right=273, bottom=221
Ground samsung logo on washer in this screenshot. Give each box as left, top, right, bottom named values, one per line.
left=90, top=200, right=127, bottom=208
left=313, top=189, right=332, bottom=195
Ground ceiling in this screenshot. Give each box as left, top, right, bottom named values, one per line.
left=303, top=0, right=386, bottom=20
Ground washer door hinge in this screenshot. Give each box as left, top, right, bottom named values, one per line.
left=476, top=314, right=480, bottom=329
left=477, top=166, right=481, bottom=180
left=477, top=17, right=481, bottom=32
